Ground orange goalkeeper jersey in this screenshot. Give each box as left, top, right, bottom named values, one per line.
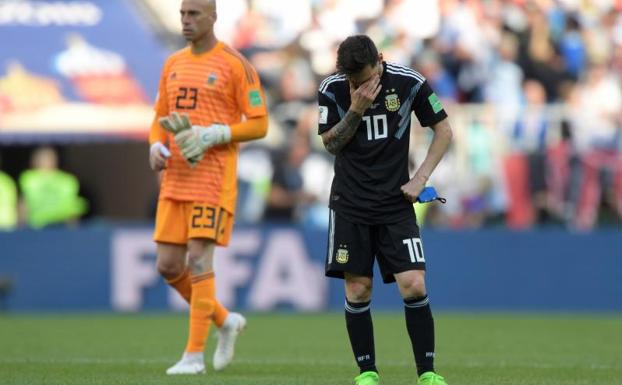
left=149, top=42, right=268, bottom=214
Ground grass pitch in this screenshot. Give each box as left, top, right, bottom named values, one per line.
left=0, top=312, right=620, bottom=385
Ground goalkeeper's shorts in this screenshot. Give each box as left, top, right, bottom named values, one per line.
left=154, top=199, right=234, bottom=246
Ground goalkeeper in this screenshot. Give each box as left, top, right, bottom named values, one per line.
left=148, top=0, right=268, bottom=375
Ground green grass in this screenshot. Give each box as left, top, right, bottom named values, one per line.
left=0, top=312, right=620, bottom=385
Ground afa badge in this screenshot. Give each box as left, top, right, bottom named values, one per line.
left=385, top=89, right=400, bottom=112
left=207, top=73, right=217, bottom=86
left=336, top=248, right=349, bottom=264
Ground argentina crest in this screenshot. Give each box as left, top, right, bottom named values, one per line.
left=336, top=247, right=349, bottom=264
left=384, top=89, right=400, bottom=112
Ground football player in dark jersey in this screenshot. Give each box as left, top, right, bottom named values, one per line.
left=318, top=35, right=453, bottom=385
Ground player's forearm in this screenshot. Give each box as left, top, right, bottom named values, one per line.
left=229, top=115, right=269, bottom=142
left=322, top=110, right=362, bottom=155
left=413, top=118, right=453, bottom=183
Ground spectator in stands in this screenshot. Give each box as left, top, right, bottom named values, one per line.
left=559, top=15, right=586, bottom=80
left=517, top=79, right=551, bottom=224
left=569, top=60, right=622, bottom=229
left=264, top=134, right=316, bottom=222
left=484, top=32, right=524, bottom=129
left=18, top=146, right=88, bottom=229
left=0, top=154, right=18, bottom=231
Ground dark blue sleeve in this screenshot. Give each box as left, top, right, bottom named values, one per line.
left=412, top=81, right=448, bottom=127
left=317, top=89, right=345, bottom=135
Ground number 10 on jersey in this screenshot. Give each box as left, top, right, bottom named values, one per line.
left=403, top=237, right=425, bottom=263
left=363, top=114, right=388, bottom=141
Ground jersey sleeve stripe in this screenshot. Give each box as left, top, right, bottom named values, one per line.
left=319, top=74, right=345, bottom=91
left=386, top=62, right=422, bottom=76
left=222, top=46, right=255, bottom=84
left=386, top=63, right=425, bottom=83
left=386, top=66, right=425, bottom=82
left=319, top=75, right=346, bottom=94
left=386, top=68, right=425, bottom=83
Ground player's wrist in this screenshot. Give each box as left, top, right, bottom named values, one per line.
left=347, top=107, right=364, bottom=116
left=213, top=124, right=231, bottom=144
left=413, top=173, right=429, bottom=184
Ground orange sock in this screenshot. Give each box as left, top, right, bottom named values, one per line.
left=165, top=268, right=192, bottom=303
left=185, top=272, right=215, bottom=353
left=212, top=300, right=229, bottom=328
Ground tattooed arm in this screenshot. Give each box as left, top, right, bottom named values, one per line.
left=321, top=73, right=382, bottom=155
left=321, top=110, right=363, bottom=155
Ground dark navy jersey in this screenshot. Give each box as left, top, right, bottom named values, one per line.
left=318, top=62, right=448, bottom=224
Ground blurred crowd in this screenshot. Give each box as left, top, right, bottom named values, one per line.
left=199, top=0, right=622, bottom=231
left=3, top=0, right=621, bottom=232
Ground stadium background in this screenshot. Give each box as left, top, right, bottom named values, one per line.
left=0, top=1, right=620, bottom=384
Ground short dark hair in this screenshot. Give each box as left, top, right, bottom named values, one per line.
left=336, top=35, right=379, bottom=76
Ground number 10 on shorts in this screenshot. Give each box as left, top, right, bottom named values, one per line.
left=402, top=237, right=425, bottom=263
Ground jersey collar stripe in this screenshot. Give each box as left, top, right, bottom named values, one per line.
left=386, top=68, right=425, bottom=83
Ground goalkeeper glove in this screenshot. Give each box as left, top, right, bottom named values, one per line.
left=158, top=112, right=192, bottom=134
left=174, top=124, right=232, bottom=163
left=159, top=112, right=203, bottom=166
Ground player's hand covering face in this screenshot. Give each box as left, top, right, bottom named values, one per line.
left=348, top=73, right=382, bottom=115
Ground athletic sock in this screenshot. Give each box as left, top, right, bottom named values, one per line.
left=185, top=272, right=215, bottom=352
left=345, top=299, right=377, bottom=373
left=165, top=268, right=192, bottom=303
left=404, top=295, right=435, bottom=376
left=212, top=300, right=229, bottom=328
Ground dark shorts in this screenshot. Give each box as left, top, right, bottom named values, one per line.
left=325, top=209, right=426, bottom=283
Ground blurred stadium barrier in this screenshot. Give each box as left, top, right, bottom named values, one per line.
left=0, top=224, right=620, bottom=312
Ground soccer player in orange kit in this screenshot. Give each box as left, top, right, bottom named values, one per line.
left=148, top=0, right=268, bottom=375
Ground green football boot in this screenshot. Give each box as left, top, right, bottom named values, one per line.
left=418, top=371, right=448, bottom=385
left=354, top=371, right=380, bottom=385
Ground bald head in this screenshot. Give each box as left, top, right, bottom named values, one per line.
left=181, top=0, right=215, bottom=14
left=180, top=0, right=217, bottom=47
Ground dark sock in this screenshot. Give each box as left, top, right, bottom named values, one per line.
left=345, top=299, right=377, bottom=374
left=404, top=295, right=435, bottom=376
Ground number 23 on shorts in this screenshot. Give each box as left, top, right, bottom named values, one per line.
left=188, top=204, right=227, bottom=242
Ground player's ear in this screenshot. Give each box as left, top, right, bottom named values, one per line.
left=377, top=53, right=383, bottom=64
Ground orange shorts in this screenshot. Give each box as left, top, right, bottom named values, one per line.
left=153, top=199, right=234, bottom=246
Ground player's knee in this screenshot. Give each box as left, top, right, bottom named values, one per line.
left=399, top=276, right=426, bottom=298
left=186, top=251, right=214, bottom=273
left=345, top=280, right=372, bottom=302
left=156, top=259, right=184, bottom=280
left=186, top=250, right=204, bottom=266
